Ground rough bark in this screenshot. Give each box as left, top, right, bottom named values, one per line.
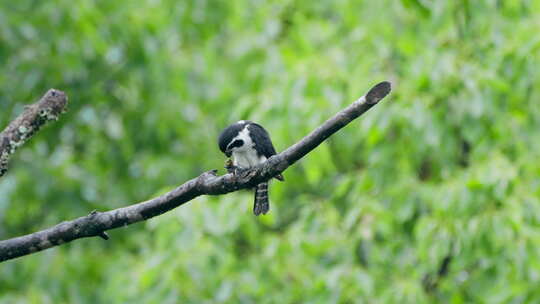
left=0, top=89, right=68, bottom=177
left=0, top=81, right=391, bottom=263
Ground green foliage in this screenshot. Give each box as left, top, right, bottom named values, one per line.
left=1, top=0, right=540, bottom=302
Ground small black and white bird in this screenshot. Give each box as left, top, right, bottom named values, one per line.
left=218, top=120, right=284, bottom=216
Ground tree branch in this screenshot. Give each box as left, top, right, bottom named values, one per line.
left=0, top=81, right=391, bottom=263
left=0, top=89, right=68, bottom=177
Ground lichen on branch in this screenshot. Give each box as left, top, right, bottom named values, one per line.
left=0, top=89, right=68, bottom=177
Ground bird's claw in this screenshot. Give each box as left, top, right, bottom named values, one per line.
left=235, top=167, right=250, bottom=177
left=224, top=160, right=249, bottom=177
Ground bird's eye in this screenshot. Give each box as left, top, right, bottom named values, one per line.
left=227, top=139, right=244, bottom=150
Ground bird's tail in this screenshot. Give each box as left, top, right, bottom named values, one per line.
left=253, top=182, right=270, bottom=216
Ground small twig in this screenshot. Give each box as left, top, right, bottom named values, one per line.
left=0, top=81, right=391, bottom=263
left=89, top=211, right=110, bottom=240
left=0, top=89, right=68, bottom=177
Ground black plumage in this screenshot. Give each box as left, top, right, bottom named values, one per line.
left=246, top=122, right=278, bottom=159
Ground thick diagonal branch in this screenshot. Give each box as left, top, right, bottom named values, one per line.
left=0, top=81, right=391, bottom=263
left=0, top=89, right=68, bottom=177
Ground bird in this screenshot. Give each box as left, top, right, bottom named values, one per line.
left=218, top=120, right=284, bottom=215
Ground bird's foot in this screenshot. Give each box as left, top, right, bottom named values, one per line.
left=235, top=167, right=250, bottom=177
left=225, top=160, right=249, bottom=176
left=224, top=159, right=241, bottom=175
left=234, top=168, right=251, bottom=179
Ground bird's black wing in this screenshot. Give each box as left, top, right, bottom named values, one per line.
left=248, top=122, right=285, bottom=181
left=247, top=122, right=277, bottom=158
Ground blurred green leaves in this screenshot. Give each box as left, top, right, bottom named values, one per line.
left=1, top=0, right=540, bottom=303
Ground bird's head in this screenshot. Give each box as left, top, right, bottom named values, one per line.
left=218, top=120, right=251, bottom=157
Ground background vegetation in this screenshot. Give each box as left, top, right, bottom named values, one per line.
left=1, top=0, right=539, bottom=303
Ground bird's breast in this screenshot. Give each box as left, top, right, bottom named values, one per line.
left=233, top=149, right=266, bottom=168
